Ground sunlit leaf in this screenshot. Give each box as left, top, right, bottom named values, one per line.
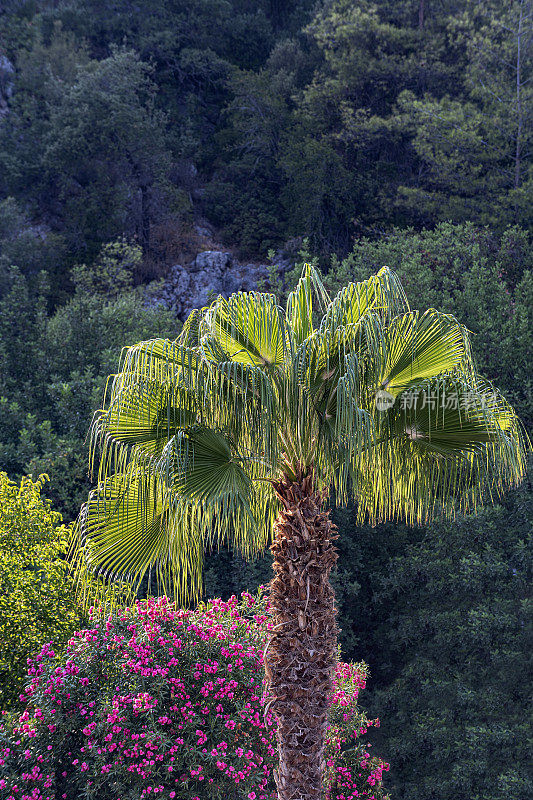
left=209, top=292, right=290, bottom=367
left=324, top=266, right=409, bottom=328
left=376, top=310, right=470, bottom=397
left=286, top=262, right=330, bottom=344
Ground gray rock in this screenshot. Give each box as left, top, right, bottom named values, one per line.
left=194, top=222, right=215, bottom=240
left=221, top=271, right=243, bottom=295
left=192, top=250, right=232, bottom=274
left=144, top=249, right=283, bottom=319
left=174, top=266, right=190, bottom=296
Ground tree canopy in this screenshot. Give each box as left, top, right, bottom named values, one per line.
left=72, top=266, right=526, bottom=604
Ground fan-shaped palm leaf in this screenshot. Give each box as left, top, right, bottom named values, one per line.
left=208, top=291, right=290, bottom=367
left=323, top=266, right=409, bottom=328
left=375, top=309, right=471, bottom=396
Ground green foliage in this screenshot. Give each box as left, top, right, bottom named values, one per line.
left=0, top=1, right=40, bottom=60
left=371, top=478, right=533, bottom=800
left=2, top=0, right=531, bottom=261
left=1, top=37, right=173, bottom=257
left=0, top=472, right=88, bottom=710
left=0, top=21, right=92, bottom=234
left=0, top=256, right=179, bottom=520
left=396, top=1, right=533, bottom=229
left=43, top=47, right=172, bottom=255
left=214, top=0, right=532, bottom=253
left=70, top=239, right=141, bottom=298
left=0, top=197, right=66, bottom=280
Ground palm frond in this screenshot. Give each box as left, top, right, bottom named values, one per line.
left=323, top=266, right=409, bottom=328
left=375, top=309, right=472, bottom=397
left=90, top=380, right=198, bottom=478
left=72, top=471, right=171, bottom=594
left=72, top=426, right=276, bottom=605
left=177, top=308, right=201, bottom=346
left=355, top=376, right=527, bottom=525
left=208, top=291, right=291, bottom=368
left=286, top=262, right=330, bottom=344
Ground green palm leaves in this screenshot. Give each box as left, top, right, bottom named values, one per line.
left=72, top=264, right=527, bottom=601
left=376, top=310, right=470, bottom=396
left=210, top=292, right=289, bottom=367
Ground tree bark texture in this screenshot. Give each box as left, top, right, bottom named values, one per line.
left=419, top=0, right=425, bottom=30
left=265, top=467, right=339, bottom=800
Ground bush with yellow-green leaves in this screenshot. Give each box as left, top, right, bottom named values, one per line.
left=0, top=472, right=89, bottom=710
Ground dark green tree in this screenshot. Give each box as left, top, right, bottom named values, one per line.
left=396, top=1, right=532, bottom=229
left=277, top=0, right=472, bottom=250
left=371, top=479, right=532, bottom=800
left=42, top=47, right=172, bottom=255
left=0, top=21, right=91, bottom=214
left=0, top=197, right=67, bottom=301
left=205, top=38, right=313, bottom=254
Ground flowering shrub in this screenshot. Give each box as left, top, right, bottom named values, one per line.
left=0, top=590, right=389, bottom=800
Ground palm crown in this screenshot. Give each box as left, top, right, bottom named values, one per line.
left=73, top=265, right=526, bottom=602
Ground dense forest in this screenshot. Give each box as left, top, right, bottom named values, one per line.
left=0, top=1, right=531, bottom=798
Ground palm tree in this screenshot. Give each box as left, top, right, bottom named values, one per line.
left=72, top=265, right=527, bottom=800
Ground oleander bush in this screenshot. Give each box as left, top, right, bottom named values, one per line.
left=0, top=590, right=389, bottom=800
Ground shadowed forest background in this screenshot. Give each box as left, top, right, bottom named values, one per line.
left=0, top=2, right=531, bottom=798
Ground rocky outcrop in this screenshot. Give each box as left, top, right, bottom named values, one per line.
left=0, top=56, right=14, bottom=119
left=145, top=249, right=292, bottom=318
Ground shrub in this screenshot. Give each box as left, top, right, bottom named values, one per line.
left=0, top=591, right=389, bottom=800
left=0, top=473, right=89, bottom=711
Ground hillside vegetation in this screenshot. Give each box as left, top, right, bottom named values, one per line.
left=0, top=2, right=531, bottom=798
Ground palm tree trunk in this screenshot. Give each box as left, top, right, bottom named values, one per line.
left=265, top=466, right=339, bottom=800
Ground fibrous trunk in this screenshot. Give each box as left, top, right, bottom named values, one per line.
left=265, top=466, right=339, bottom=800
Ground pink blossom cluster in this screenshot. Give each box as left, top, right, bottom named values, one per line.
left=0, top=589, right=389, bottom=800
